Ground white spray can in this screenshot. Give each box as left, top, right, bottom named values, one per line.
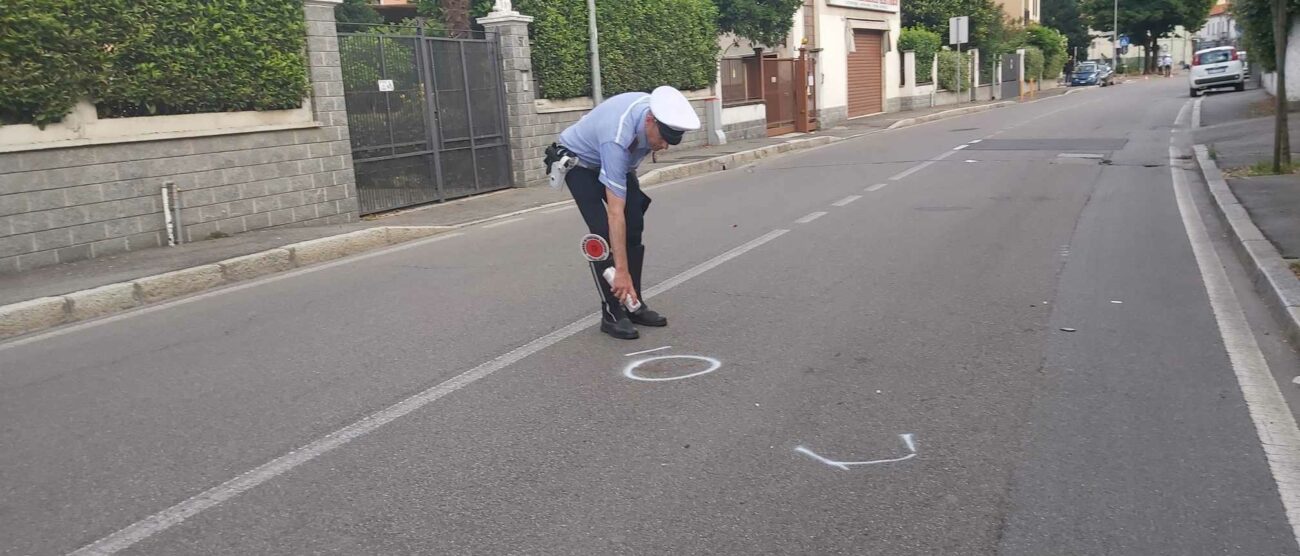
left=602, top=267, right=642, bottom=312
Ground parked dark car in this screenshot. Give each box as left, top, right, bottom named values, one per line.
left=1071, top=62, right=1114, bottom=87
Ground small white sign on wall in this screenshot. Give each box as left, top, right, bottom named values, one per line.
left=377, top=80, right=395, bottom=92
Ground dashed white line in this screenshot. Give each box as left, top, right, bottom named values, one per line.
left=67, top=228, right=792, bottom=556
left=795, top=211, right=828, bottom=224
left=832, top=195, right=862, bottom=207
left=482, top=217, right=524, bottom=229
left=969, top=139, right=982, bottom=143
left=953, top=144, right=968, bottom=150
left=866, top=183, right=888, bottom=192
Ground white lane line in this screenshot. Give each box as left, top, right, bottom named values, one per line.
left=969, top=139, right=982, bottom=143
left=68, top=228, right=791, bottom=556
left=889, top=160, right=937, bottom=181
left=625, top=345, right=671, bottom=357
left=889, top=149, right=959, bottom=181
left=866, top=183, right=888, bottom=192
left=538, top=205, right=573, bottom=215
left=795, top=211, right=828, bottom=224
left=1169, top=143, right=1300, bottom=548
left=831, top=195, right=862, bottom=207
left=481, top=217, right=524, bottom=229
left=1174, top=98, right=1192, bottom=128
left=0, top=232, right=466, bottom=354
left=953, top=144, right=968, bottom=150
left=1192, top=96, right=1204, bottom=129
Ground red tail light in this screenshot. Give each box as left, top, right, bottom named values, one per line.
left=1231, top=50, right=1239, bottom=61
left=1193, top=56, right=1201, bottom=66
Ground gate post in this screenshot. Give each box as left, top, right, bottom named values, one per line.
left=304, top=0, right=359, bottom=217
left=479, top=6, right=537, bottom=189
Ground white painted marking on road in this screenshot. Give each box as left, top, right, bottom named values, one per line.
left=481, top=217, right=524, bottom=229
left=1174, top=98, right=1192, bottom=128
left=1169, top=141, right=1300, bottom=548
left=953, top=144, right=968, bottom=150
left=1192, top=96, right=1204, bottom=129
left=796, top=211, right=828, bottom=224
left=0, top=232, right=465, bottom=354
left=866, top=183, right=888, bottom=192
left=969, top=139, right=982, bottom=144
left=623, top=355, right=722, bottom=382
left=795, top=434, right=918, bottom=470
left=1057, top=153, right=1104, bottom=159
left=625, top=345, right=671, bottom=357
left=889, top=160, right=936, bottom=181
left=1111, top=300, right=1124, bottom=304
left=538, top=205, right=574, bottom=215
left=964, top=160, right=978, bottom=163
left=832, top=195, right=862, bottom=207
left=66, top=228, right=791, bottom=556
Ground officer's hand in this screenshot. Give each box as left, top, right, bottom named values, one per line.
left=611, top=271, right=638, bottom=306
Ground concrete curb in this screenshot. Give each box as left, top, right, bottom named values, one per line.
left=885, top=101, right=1015, bottom=130
left=1193, top=144, right=1300, bottom=346
left=639, top=135, right=839, bottom=187
left=0, top=226, right=447, bottom=340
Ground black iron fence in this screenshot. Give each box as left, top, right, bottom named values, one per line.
left=339, top=26, right=512, bottom=215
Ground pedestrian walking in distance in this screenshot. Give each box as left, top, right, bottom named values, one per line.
left=544, top=86, right=700, bottom=339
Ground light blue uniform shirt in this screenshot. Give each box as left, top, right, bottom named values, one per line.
left=557, top=92, right=652, bottom=199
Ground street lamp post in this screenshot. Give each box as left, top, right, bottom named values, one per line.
left=1112, top=0, right=1118, bottom=66
left=587, top=0, right=603, bottom=103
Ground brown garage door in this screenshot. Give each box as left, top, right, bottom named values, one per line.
left=847, top=30, right=884, bottom=118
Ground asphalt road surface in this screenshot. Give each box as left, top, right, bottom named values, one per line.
left=4, top=79, right=1299, bottom=555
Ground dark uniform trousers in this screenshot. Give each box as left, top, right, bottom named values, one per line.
left=565, top=167, right=651, bottom=321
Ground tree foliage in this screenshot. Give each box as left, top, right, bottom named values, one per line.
left=1023, top=46, right=1045, bottom=80
left=902, top=0, right=1010, bottom=54
left=937, top=50, right=973, bottom=90
left=715, top=0, right=802, bottom=48
left=1042, top=0, right=1090, bottom=53
left=1025, top=24, right=1067, bottom=78
left=1236, top=0, right=1300, bottom=72
left=1083, top=0, right=1213, bottom=69
left=519, top=0, right=720, bottom=99
left=336, top=0, right=383, bottom=33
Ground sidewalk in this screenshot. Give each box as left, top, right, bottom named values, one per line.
left=0, top=95, right=1030, bottom=336
left=1195, top=87, right=1300, bottom=258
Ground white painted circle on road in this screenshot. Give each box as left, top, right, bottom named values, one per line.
left=623, top=355, right=721, bottom=382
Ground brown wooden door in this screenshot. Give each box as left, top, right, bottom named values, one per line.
left=847, top=30, right=884, bottom=118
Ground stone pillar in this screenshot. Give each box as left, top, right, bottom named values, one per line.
left=1016, top=48, right=1027, bottom=99
left=970, top=48, right=980, bottom=99
left=902, top=51, right=917, bottom=94
left=479, top=8, right=537, bottom=188
left=303, top=0, right=359, bottom=218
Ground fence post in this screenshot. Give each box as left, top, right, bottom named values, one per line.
left=970, top=48, right=980, bottom=100
left=304, top=0, right=359, bottom=219
left=478, top=7, right=537, bottom=188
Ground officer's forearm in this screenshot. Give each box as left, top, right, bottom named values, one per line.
left=606, top=196, right=629, bottom=272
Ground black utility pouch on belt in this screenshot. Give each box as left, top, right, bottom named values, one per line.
left=544, top=143, right=573, bottom=173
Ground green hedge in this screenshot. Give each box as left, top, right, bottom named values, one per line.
left=899, top=27, right=941, bottom=83
left=1, top=0, right=308, bottom=127
left=937, top=50, right=973, bottom=92
left=518, top=0, right=720, bottom=99
left=1023, top=47, right=1045, bottom=81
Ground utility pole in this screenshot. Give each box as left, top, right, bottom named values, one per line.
left=1272, top=0, right=1290, bottom=171
left=586, top=0, right=603, bottom=103
left=1112, top=0, right=1119, bottom=66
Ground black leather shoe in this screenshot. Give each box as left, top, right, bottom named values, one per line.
left=628, top=307, right=667, bottom=327
left=601, top=316, right=640, bottom=339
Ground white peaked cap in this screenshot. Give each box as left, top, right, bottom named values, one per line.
left=649, top=86, right=701, bottom=131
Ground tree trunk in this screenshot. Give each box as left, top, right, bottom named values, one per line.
left=1274, top=0, right=1291, bottom=171
left=443, top=0, right=470, bottom=38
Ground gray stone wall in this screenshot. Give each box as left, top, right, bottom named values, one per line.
left=0, top=0, right=356, bottom=274
left=820, top=106, right=850, bottom=129
left=722, top=119, right=767, bottom=142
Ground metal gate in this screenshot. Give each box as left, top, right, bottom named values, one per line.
left=1001, top=53, right=1020, bottom=100
left=339, top=27, right=513, bottom=215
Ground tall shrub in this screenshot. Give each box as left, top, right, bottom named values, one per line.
left=0, top=0, right=310, bottom=126
left=1023, top=47, right=1045, bottom=82
left=518, top=0, right=720, bottom=99
left=899, top=26, right=942, bottom=83
left=937, top=50, right=973, bottom=91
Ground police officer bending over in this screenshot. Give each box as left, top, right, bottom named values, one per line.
left=545, top=86, right=700, bottom=340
